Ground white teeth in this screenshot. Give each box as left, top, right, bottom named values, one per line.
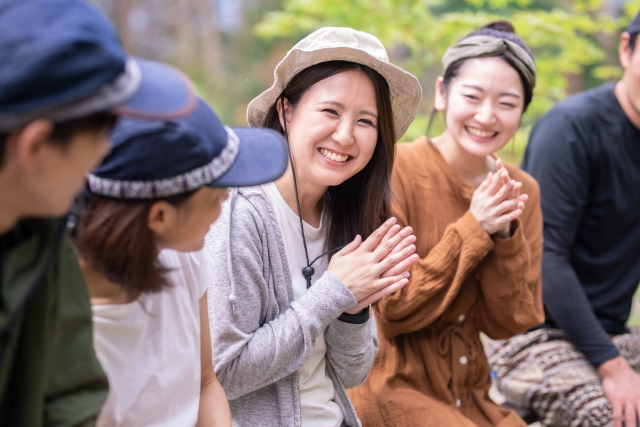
left=466, top=127, right=497, bottom=138
left=319, top=148, right=349, bottom=163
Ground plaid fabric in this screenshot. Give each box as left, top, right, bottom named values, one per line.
left=485, top=328, right=640, bottom=427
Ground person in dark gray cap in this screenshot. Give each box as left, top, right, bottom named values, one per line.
left=0, top=0, right=197, bottom=425
left=487, top=10, right=640, bottom=427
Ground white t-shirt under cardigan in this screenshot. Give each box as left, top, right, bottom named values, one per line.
left=92, top=249, right=211, bottom=427
left=205, top=186, right=378, bottom=427
left=262, top=183, right=345, bottom=427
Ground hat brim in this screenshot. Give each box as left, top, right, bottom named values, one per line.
left=112, top=57, right=197, bottom=120
left=210, top=127, right=289, bottom=188
left=247, top=47, right=422, bottom=141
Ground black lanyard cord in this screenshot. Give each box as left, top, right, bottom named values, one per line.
left=280, top=96, right=346, bottom=288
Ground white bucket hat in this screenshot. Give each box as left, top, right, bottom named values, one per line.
left=247, top=27, right=422, bottom=141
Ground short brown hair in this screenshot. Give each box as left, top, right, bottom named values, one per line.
left=74, top=191, right=194, bottom=297
left=262, top=60, right=396, bottom=256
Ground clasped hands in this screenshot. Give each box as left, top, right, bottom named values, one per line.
left=327, top=217, right=419, bottom=314
left=470, top=158, right=528, bottom=239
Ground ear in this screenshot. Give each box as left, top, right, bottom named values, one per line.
left=275, top=97, right=294, bottom=131
left=147, top=200, right=177, bottom=239
left=620, top=32, right=632, bottom=70
left=12, top=119, right=55, bottom=172
left=434, top=77, right=447, bottom=112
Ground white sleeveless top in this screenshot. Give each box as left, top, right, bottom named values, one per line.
left=92, top=249, right=210, bottom=427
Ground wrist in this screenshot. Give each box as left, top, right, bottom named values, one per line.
left=598, top=355, right=628, bottom=378
left=494, top=224, right=511, bottom=239
left=338, top=305, right=371, bottom=324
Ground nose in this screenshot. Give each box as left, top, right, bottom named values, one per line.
left=331, top=118, right=355, bottom=146
left=474, top=101, right=496, bottom=126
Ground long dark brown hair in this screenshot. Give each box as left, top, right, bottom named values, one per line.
left=262, top=60, right=396, bottom=256
left=74, top=191, right=195, bottom=297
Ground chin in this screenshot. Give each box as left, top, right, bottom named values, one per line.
left=40, top=198, right=75, bottom=218
left=315, top=172, right=356, bottom=187
left=460, top=140, right=503, bottom=158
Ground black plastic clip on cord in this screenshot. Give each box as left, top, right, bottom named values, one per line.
left=280, top=96, right=344, bottom=289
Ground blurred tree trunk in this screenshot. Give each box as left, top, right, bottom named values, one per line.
left=597, top=0, right=620, bottom=67
left=174, top=0, right=197, bottom=71
left=110, top=0, right=136, bottom=53
left=197, top=0, right=223, bottom=77
left=172, top=0, right=222, bottom=76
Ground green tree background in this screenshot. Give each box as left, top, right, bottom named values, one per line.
left=94, top=0, right=640, bottom=324
left=255, top=0, right=640, bottom=156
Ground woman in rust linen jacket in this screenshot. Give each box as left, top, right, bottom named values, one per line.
left=349, top=21, right=544, bottom=427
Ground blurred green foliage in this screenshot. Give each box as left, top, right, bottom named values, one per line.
left=254, top=0, right=639, bottom=143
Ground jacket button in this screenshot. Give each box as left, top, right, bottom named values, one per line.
left=458, top=314, right=465, bottom=323
left=460, top=356, right=468, bottom=365
left=455, top=399, right=461, bottom=408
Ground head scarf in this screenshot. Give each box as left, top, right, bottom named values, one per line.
left=442, top=35, right=536, bottom=89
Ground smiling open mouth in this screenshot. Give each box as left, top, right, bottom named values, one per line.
left=465, top=126, right=498, bottom=138
left=319, top=148, right=351, bottom=163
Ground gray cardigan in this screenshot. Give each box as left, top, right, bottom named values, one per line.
left=205, top=187, right=379, bottom=427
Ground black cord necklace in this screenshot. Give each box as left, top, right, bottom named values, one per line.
left=280, top=96, right=344, bottom=288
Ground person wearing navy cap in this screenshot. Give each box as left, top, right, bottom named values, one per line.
left=487, top=10, right=640, bottom=427
left=73, top=97, right=288, bottom=427
left=0, top=0, right=196, bottom=424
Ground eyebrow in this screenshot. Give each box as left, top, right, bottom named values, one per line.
left=461, top=84, right=521, bottom=99
left=318, top=101, right=378, bottom=118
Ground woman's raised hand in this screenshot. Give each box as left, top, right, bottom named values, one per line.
left=327, top=217, right=419, bottom=314
left=470, top=161, right=528, bottom=238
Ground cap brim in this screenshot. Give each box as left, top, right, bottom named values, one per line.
left=112, top=57, right=197, bottom=120
left=210, top=127, right=289, bottom=188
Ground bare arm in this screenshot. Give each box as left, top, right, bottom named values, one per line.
left=197, top=292, right=232, bottom=427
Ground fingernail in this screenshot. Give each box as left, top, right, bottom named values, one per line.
left=387, top=217, right=397, bottom=224
left=403, top=272, right=410, bottom=278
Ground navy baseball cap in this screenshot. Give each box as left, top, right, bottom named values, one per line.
left=0, top=0, right=195, bottom=132
left=86, top=98, right=289, bottom=198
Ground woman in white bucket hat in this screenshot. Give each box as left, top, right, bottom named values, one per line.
left=205, top=27, right=422, bottom=426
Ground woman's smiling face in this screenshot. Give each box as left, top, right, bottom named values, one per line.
left=280, top=69, right=379, bottom=188
left=435, top=56, right=525, bottom=157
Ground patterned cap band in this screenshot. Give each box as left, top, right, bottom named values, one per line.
left=87, top=126, right=240, bottom=199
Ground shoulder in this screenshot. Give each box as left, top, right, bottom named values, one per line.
left=396, top=136, right=429, bottom=163
left=547, top=83, right=614, bottom=118
left=531, top=84, right=618, bottom=139
left=394, top=136, right=435, bottom=178
left=159, top=248, right=212, bottom=298
left=211, top=187, right=273, bottom=236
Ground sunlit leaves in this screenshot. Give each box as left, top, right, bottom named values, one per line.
left=255, top=0, right=621, bottom=137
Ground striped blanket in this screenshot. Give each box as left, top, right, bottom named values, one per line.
left=485, top=328, right=640, bottom=427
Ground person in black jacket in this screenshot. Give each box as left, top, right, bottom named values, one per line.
left=487, top=10, right=640, bottom=427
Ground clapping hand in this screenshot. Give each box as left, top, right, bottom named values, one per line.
left=328, top=217, right=419, bottom=314
left=470, top=159, right=528, bottom=238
